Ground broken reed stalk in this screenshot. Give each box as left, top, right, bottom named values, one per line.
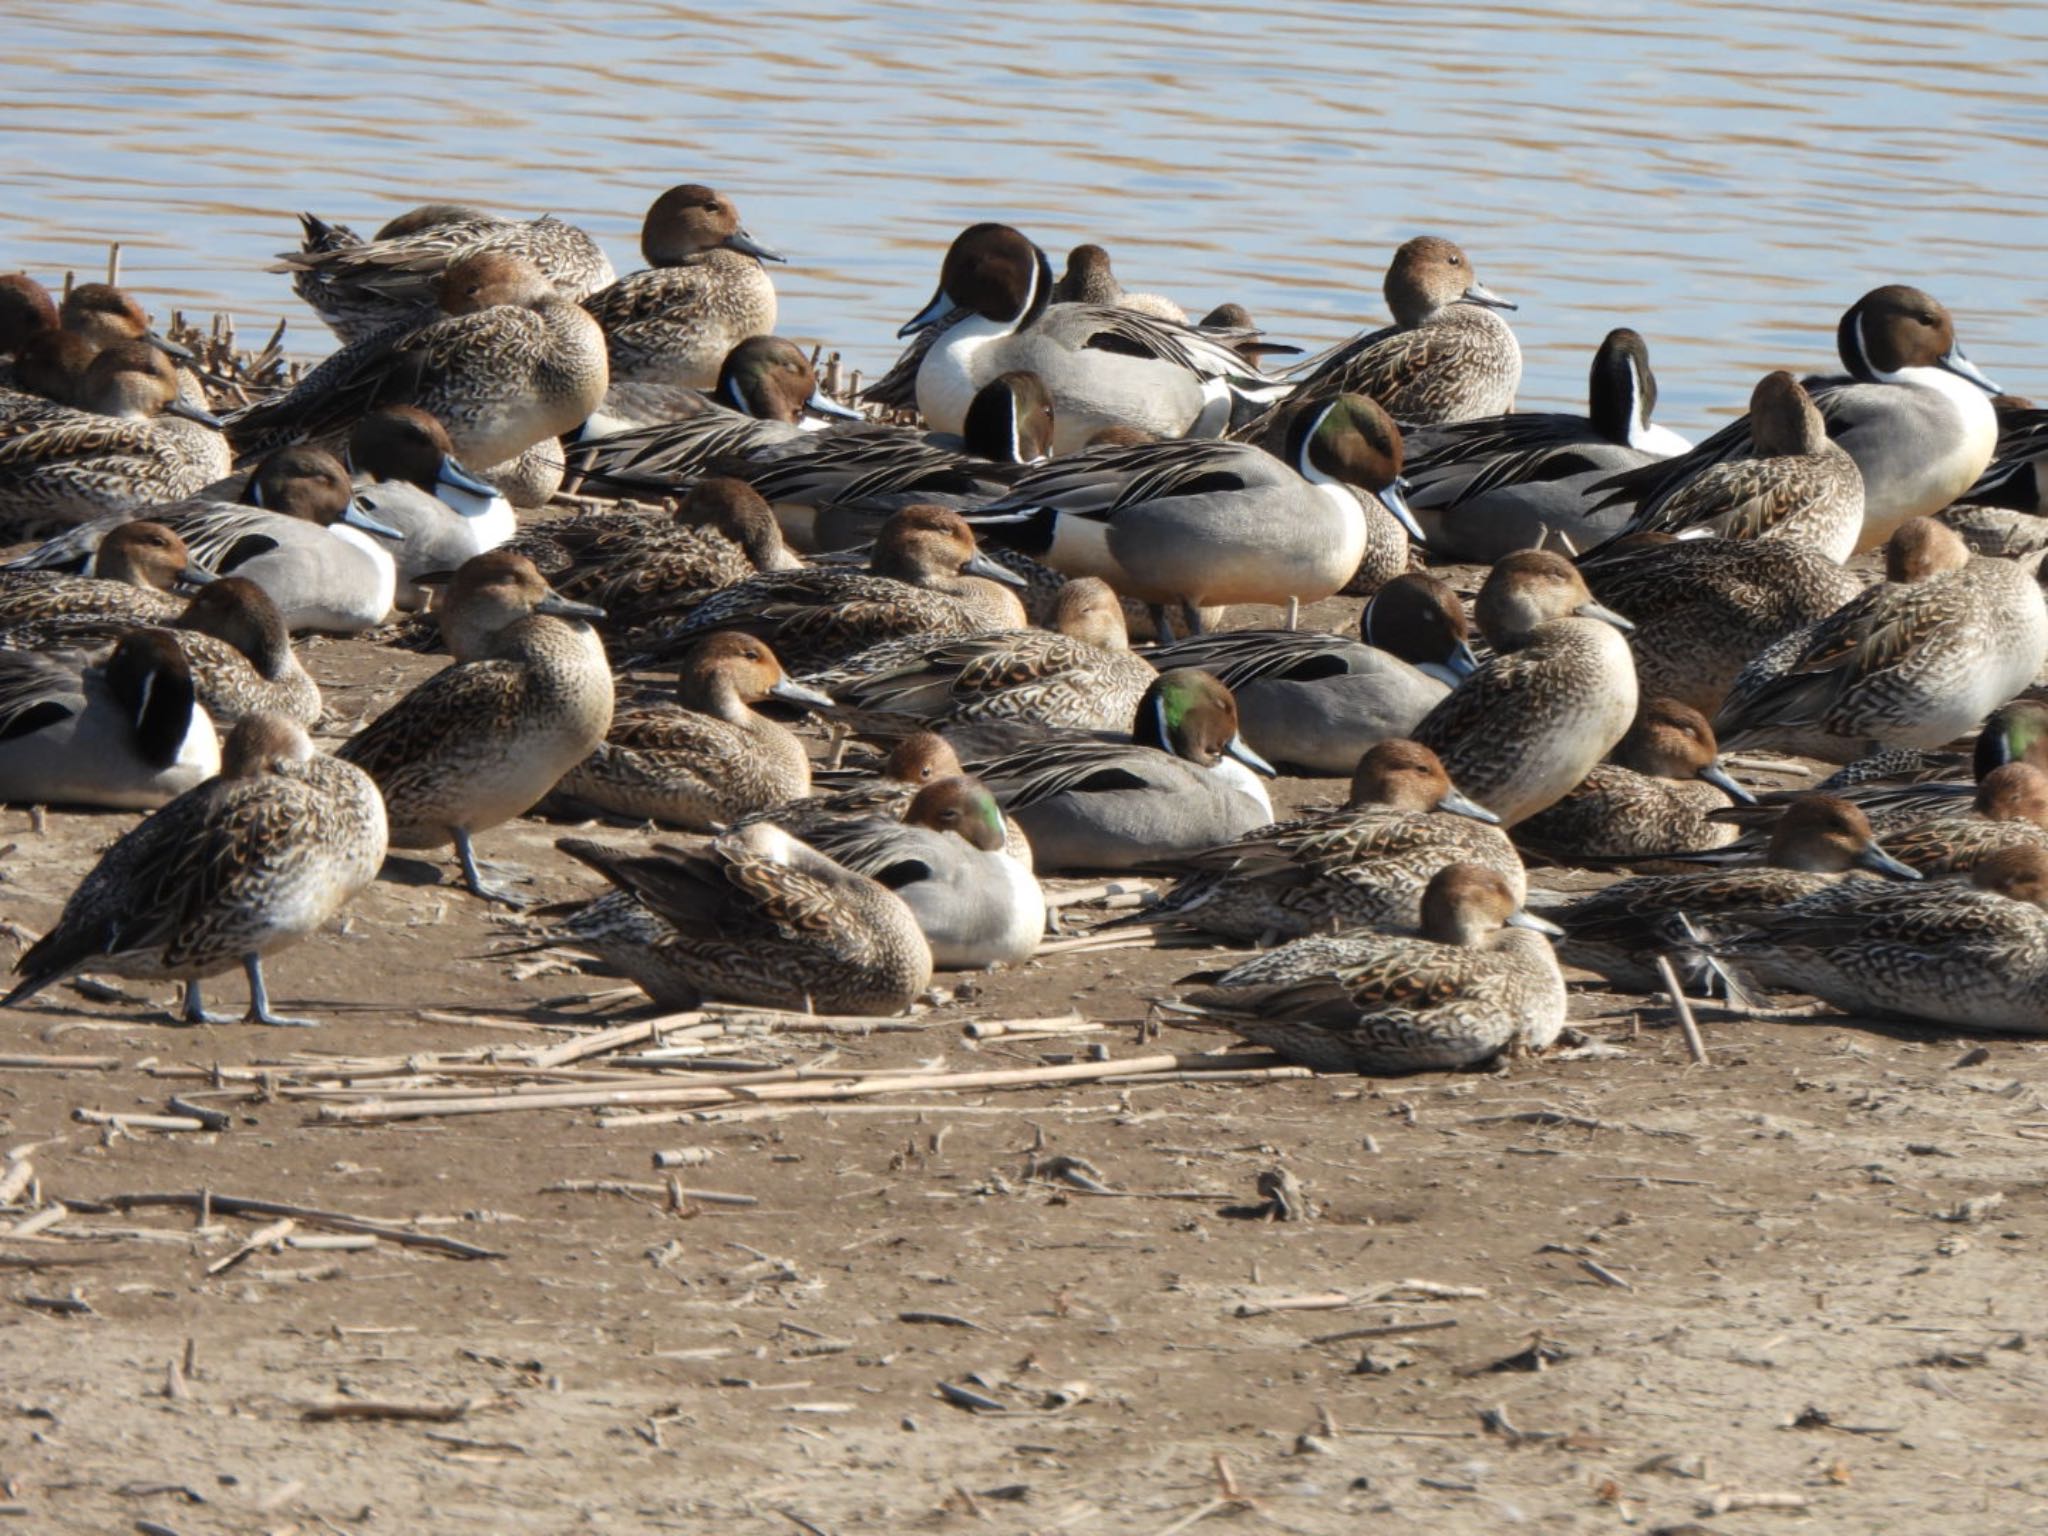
left=81, top=1192, right=504, bottom=1260
left=1654, top=954, right=1711, bottom=1066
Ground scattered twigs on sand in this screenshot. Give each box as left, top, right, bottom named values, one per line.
left=73, top=1193, right=504, bottom=1260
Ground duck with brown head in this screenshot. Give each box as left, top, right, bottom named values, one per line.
left=0, top=520, right=213, bottom=630
left=345, top=405, right=515, bottom=607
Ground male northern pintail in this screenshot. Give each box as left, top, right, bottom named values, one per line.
left=1138, top=738, right=1517, bottom=943
left=0, top=341, right=228, bottom=525
left=963, top=669, right=1274, bottom=872
left=1953, top=400, right=2048, bottom=534
left=1146, top=571, right=1478, bottom=775
left=1513, top=697, right=1754, bottom=862
left=1412, top=550, right=1638, bottom=826
left=2, top=711, right=385, bottom=1028
left=1051, top=244, right=1188, bottom=323
left=800, top=576, right=1156, bottom=732
left=966, top=393, right=1415, bottom=637
left=337, top=551, right=613, bottom=905
left=634, top=504, right=1028, bottom=670
left=580, top=183, right=783, bottom=417
left=0, top=520, right=213, bottom=629
left=1547, top=795, right=1920, bottom=993
left=555, top=823, right=933, bottom=1014
left=1712, top=518, right=2048, bottom=762
left=896, top=222, right=1279, bottom=452
left=800, top=775, right=1044, bottom=969
left=344, top=406, right=515, bottom=608
left=1595, top=372, right=1864, bottom=561
left=1594, top=286, right=1999, bottom=550
left=1579, top=533, right=1864, bottom=716
left=1700, top=844, right=2048, bottom=1034
left=1174, top=864, right=1565, bottom=1074
left=554, top=632, right=830, bottom=829
left=230, top=252, right=609, bottom=479
left=1254, top=236, right=1520, bottom=432
left=0, top=629, right=218, bottom=809
left=275, top=201, right=615, bottom=345
left=1403, top=327, right=1688, bottom=562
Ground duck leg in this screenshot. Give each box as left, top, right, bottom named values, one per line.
left=455, top=827, right=533, bottom=908
left=179, top=979, right=237, bottom=1026
left=1149, top=604, right=1179, bottom=644
left=1284, top=596, right=1300, bottom=632
left=242, top=955, right=319, bottom=1029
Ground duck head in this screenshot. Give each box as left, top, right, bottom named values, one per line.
left=1133, top=668, right=1274, bottom=775
left=1837, top=285, right=1998, bottom=393
left=1765, top=795, right=1921, bottom=878
left=1419, top=862, right=1559, bottom=946
left=1291, top=393, right=1421, bottom=540
left=1614, top=697, right=1754, bottom=803
left=94, top=521, right=215, bottom=592
left=1475, top=549, right=1632, bottom=651
left=900, top=223, right=1053, bottom=336
left=905, top=774, right=1009, bottom=853
left=1346, top=739, right=1497, bottom=822
left=1383, top=236, right=1515, bottom=327
left=642, top=183, right=785, bottom=267
left=1360, top=571, right=1479, bottom=682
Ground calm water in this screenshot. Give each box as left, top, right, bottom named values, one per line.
left=7, top=0, right=2047, bottom=430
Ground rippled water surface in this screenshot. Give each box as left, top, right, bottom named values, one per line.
left=6, top=0, right=2046, bottom=427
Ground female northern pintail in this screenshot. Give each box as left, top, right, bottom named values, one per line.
left=344, top=407, right=514, bottom=608
left=1259, top=236, right=1520, bottom=430
left=1513, top=697, right=1754, bottom=862
left=0, top=341, right=228, bottom=525
left=1596, top=372, right=1864, bottom=561
left=1139, top=738, right=1516, bottom=943
left=581, top=184, right=783, bottom=415
left=1701, top=844, right=2048, bottom=1034
left=1175, top=864, right=1565, bottom=1074
left=1051, top=244, right=1187, bottom=323
left=1146, top=571, right=1479, bottom=775
left=1595, top=286, right=1999, bottom=551
left=963, top=669, right=1274, bottom=872
left=2, top=711, right=385, bottom=1028
left=1712, top=518, right=2048, bottom=762
left=967, top=393, right=1416, bottom=637
left=800, top=576, right=1156, bottom=732
left=275, top=201, right=615, bottom=345
left=230, top=252, right=609, bottom=479
left=1412, top=550, right=1638, bottom=826
left=337, top=551, right=613, bottom=905
left=1547, top=795, right=1920, bottom=993
left=801, top=775, right=1044, bottom=969
left=897, top=222, right=1278, bottom=452
left=0, top=629, right=218, bottom=809
left=1403, top=328, right=1688, bottom=562
left=0, top=520, right=213, bottom=628
left=555, top=823, right=933, bottom=1015
left=635, top=504, right=1028, bottom=670
left=554, top=632, right=830, bottom=829
left=1579, top=533, right=1864, bottom=716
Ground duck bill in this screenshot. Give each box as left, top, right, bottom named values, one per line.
left=803, top=387, right=865, bottom=423
left=1374, top=478, right=1426, bottom=543
left=963, top=551, right=1029, bottom=587
left=435, top=453, right=502, bottom=501
left=769, top=677, right=835, bottom=709
left=343, top=497, right=406, bottom=541
left=145, top=329, right=195, bottom=362
left=1225, top=733, right=1277, bottom=777
left=178, top=561, right=219, bottom=587
left=536, top=591, right=607, bottom=621
left=1940, top=344, right=2001, bottom=396
left=1856, top=841, right=1924, bottom=880
left=899, top=280, right=953, bottom=338
left=1434, top=785, right=1500, bottom=824
left=1697, top=760, right=1756, bottom=805
left=1574, top=598, right=1635, bottom=633
left=164, top=397, right=225, bottom=429
left=724, top=229, right=786, bottom=264
left=1461, top=282, right=1517, bottom=312
left=1506, top=908, right=1566, bottom=937
left=1445, top=638, right=1481, bottom=679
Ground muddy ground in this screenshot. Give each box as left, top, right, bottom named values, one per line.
left=2, top=593, right=2046, bottom=1536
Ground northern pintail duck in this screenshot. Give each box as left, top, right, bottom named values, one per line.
left=1712, top=518, right=2048, bottom=762
left=0, top=629, right=219, bottom=809
left=230, top=252, right=609, bottom=479
left=801, top=775, right=1044, bottom=969
left=965, top=669, right=1274, bottom=872
left=555, top=823, right=933, bottom=1014
left=0, top=520, right=213, bottom=629
left=1403, top=327, right=1688, bottom=562
left=1258, top=236, right=1520, bottom=431
left=337, top=551, right=613, bottom=904
left=1051, top=244, right=1188, bottom=323
left=1579, top=533, right=1864, bottom=715
left=1513, top=697, right=1754, bottom=862
left=1953, top=399, right=2048, bottom=535
left=57, top=282, right=191, bottom=362
left=554, top=632, right=830, bottom=828
left=1146, top=571, right=1478, bottom=775
left=968, top=393, right=1416, bottom=636
left=898, top=222, right=1277, bottom=452
left=2, top=711, right=385, bottom=1028
left=344, top=407, right=515, bottom=607
left=276, top=201, right=615, bottom=345
left=0, top=341, right=228, bottom=525
left=801, top=576, right=1156, bottom=731
left=1547, top=795, right=1920, bottom=992
left=635, top=504, right=1027, bottom=670
left=1720, top=762, right=2048, bottom=878
left=1412, top=550, right=1638, bottom=826
left=1701, top=844, right=2048, bottom=1034
left=1139, top=738, right=1516, bottom=943
left=1597, top=372, right=1864, bottom=561
left=1594, top=286, right=1999, bottom=551
left=580, top=184, right=783, bottom=418
left=1175, top=864, right=1565, bottom=1074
